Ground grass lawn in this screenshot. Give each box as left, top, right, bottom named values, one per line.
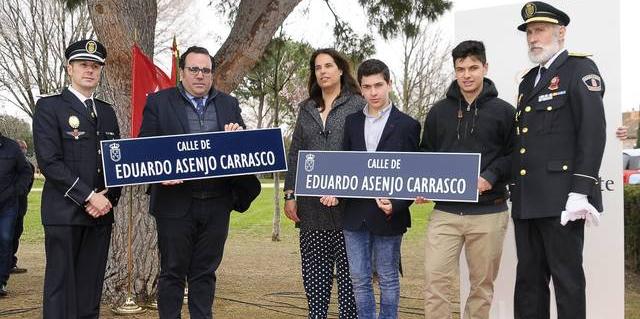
left=19, top=177, right=639, bottom=317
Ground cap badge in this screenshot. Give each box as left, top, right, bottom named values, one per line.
left=68, top=115, right=80, bottom=129
left=525, top=3, right=536, bottom=18
left=86, top=40, right=97, bottom=54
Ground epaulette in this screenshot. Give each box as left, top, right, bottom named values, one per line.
left=94, top=97, right=113, bottom=105
left=569, top=52, right=592, bottom=58
left=38, top=92, right=61, bottom=98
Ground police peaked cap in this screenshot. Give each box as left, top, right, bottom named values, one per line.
left=517, top=1, right=570, bottom=31
left=65, top=39, right=107, bottom=65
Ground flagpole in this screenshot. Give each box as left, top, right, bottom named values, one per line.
left=112, top=186, right=146, bottom=315
left=113, top=43, right=144, bottom=314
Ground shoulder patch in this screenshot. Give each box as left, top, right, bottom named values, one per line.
left=582, top=74, right=602, bottom=91
left=38, top=92, right=61, bottom=98
left=569, top=52, right=592, bottom=58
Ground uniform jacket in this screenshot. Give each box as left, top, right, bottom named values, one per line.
left=284, top=92, right=365, bottom=230
left=139, top=85, right=260, bottom=218
left=342, top=105, right=421, bottom=236
left=33, top=88, right=121, bottom=226
left=421, top=78, right=515, bottom=214
left=511, top=50, right=606, bottom=219
left=0, top=134, right=32, bottom=204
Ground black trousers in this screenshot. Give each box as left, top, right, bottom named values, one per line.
left=11, top=194, right=28, bottom=268
left=42, top=224, right=112, bottom=319
left=155, top=198, right=231, bottom=319
left=513, top=217, right=585, bottom=319
left=300, top=229, right=357, bottom=319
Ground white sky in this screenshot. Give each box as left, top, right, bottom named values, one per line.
left=2, top=0, right=637, bottom=121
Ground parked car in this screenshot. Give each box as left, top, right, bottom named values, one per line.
left=624, top=149, right=640, bottom=184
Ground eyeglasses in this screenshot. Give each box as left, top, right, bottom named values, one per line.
left=185, top=66, right=212, bottom=75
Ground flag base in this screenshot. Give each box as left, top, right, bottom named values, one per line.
left=112, top=296, right=146, bottom=315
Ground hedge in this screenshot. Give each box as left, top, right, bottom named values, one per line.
left=625, top=185, right=640, bottom=272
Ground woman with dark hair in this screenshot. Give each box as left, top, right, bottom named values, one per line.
left=283, top=48, right=363, bottom=318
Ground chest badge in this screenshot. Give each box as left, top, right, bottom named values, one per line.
left=68, top=115, right=80, bottom=129
left=548, top=76, right=560, bottom=91
left=66, top=130, right=86, bottom=140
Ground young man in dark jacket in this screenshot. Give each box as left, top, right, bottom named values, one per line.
left=418, top=40, right=515, bottom=318
left=341, top=59, right=421, bottom=319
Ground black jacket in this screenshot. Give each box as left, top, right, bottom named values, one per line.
left=511, top=50, right=606, bottom=219
left=33, top=88, right=122, bottom=225
left=342, top=106, right=421, bottom=236
left=0, top=134, right=32, bottom=204
left=421, top=78, right=515, bottom=214
left=139, top=84, right=260, bottom=217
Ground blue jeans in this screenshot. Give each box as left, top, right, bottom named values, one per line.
left=0, top=198, right=18, bottom=285
left=343, top=229, right=402, bottom=319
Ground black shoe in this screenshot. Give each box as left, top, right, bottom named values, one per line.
left=0, top=284, right=7, bottom=297
left=10, top=266, right=27, bottom=274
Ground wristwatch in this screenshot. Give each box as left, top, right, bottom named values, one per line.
left=284, top=192, right=295, bottom=201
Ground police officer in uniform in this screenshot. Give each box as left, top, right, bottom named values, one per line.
left=33, top=39, right=121, bottom=318
left=511, top=2, right=606, bottom=319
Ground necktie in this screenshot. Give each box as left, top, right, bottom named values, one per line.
left=85, top=99, right=96, bottom=120
left=534, top=66, right=547, bottom=87
left=194, top=97, right=205, bottom=116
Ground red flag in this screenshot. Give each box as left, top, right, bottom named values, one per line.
left=171, top=36, right=180, bottom=85
left=130, top=44, right=173, bottom=137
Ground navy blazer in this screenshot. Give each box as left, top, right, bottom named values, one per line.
left=342, top=105, right=421, bottom=236
left=139, top=85, right=260, bottom=217
left=511, top=50, right=606, bottom=219
left=33, top=88, right=121, bottom=225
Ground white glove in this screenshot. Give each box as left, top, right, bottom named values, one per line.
left=560, top=192, right=601, bottom=226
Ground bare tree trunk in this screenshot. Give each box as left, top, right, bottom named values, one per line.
left=213, top=0, right=301, bottom=93
left=86, top=0, right=159, bottom=306
left=272, top=173, right=281, bottom=241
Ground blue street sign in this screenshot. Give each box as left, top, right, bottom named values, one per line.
left=101, top=128, right=287, bottom=187
left=295, top=151, right=481, bottom=201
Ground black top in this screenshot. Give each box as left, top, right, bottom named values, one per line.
left=0, top=134, right=32, bottom=204
left=342, top=106, right=421, bottom=236
left=139, top=85, right=260, bottom=217
left=421, top=78, right=515, bottom=215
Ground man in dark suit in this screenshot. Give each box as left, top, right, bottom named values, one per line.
left=10, top=139, right=34, bottom=274
left=139, top=46, right=260, bottom=319
left=511, top=2, right=606, bottom=318
left=32, top=39, right=121, bottom=318
left=338, top=59, right=420, bottom=319
left=0, top=134, right=32, bottom=297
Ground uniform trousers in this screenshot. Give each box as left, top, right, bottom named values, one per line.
left=513, top=217, right=585, bottom=319
left=299, top=229, right=357, bottom=319
left=42, top=224, right=112, bottom=319
left=155, top=197, right=231, bottom=319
